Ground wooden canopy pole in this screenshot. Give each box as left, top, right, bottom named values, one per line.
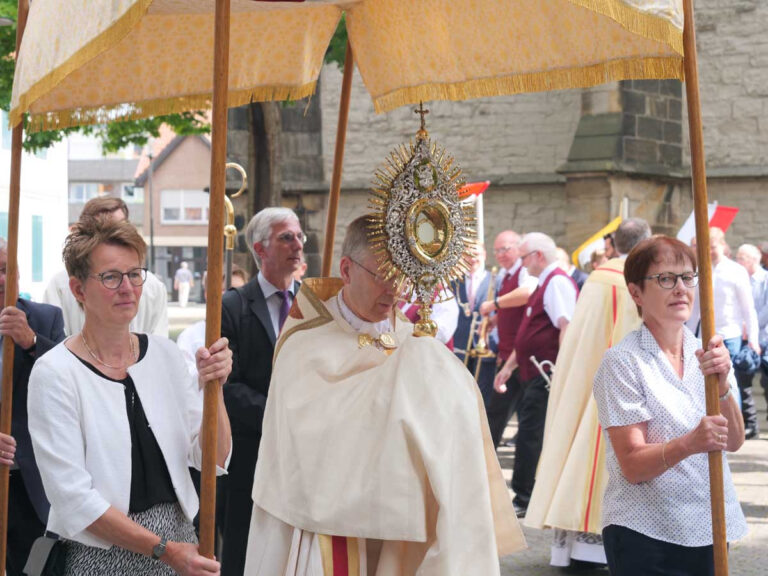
left=199, top=0, right=231, bottom=559
left=683, top=1, right=728, bottom=574
left=321, top=39, right=354, bottom=276
left=0, top=1, right=29, bottom=570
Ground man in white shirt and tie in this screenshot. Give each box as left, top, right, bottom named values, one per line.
left=452, top=244, right=496, bottom=403
left=688, top=227, right=760, bottom=439
left=736, top=243, right=768, bottom=437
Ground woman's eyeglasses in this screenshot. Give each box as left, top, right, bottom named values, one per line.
left=644, top=272, right=698, bottom=289
left=90, top=268, right=148, bottom=290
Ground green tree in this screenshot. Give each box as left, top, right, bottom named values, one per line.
left=1, top=1, right=208, bottom=152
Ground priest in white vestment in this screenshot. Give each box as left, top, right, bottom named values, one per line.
left=243, top=216, right=525, bottom=576
left=525, top=218, right=650, bottom=567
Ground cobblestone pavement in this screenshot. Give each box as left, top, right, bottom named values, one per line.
left=499, top=383, right=768, bottom=575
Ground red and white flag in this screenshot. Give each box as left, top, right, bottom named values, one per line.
left=458, top=181, right=490, bottom=242
left=676, top=204, right=739, bottom=245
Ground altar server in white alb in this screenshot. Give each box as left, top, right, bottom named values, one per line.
left=525, top=218, right=651, bottom=568
left=243, top=215, right=525, bottom=576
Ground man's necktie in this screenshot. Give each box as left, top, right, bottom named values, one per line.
left=278, top=290, right=292, bottom=332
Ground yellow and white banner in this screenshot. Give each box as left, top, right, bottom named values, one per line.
left=571, top=216, right=623, bottom=269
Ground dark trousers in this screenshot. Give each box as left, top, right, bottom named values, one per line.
left=511, top=375, right=549, bottom=509
left=6, top=471, right=46, bottom=576
left=760, top=340, right=768, bottom=421
left=486, top=368, right=523, bottom=447
left=724, top=338, right=758, bottom=431
left=603, top=524, right=715, bottom=576
left=464, top=356, right=496, bottom=407
left=220, top=441, right=257, bottom=576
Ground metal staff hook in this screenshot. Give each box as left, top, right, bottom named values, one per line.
left=223, top=163, right=247, bottom=288
left=529, top=356, right=555, bottom=391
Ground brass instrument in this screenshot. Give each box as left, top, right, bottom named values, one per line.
left=529, top=356, right=555, bottom=391
left=463, top=311, right=479, bottom=367
left=468, top=266, right=498, bottom=381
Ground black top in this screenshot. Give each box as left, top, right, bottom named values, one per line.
left=74, top=334, right=177, bottom=513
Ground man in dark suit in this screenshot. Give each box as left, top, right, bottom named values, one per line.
left=556, top=247, right=588, bottom=291
left=0, top=240, right=65, bottom=576
left=219, top=208, right=304, bottom=576
left=452, top=244, right=497, bottom=404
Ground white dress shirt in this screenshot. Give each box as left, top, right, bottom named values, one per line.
left=257, top=271, right=296, bottom=337
left=499, top=259, right=538, bottom=292
left=465, top=268, right=487, bottom=309
left=687, top=257, right=759, bottom=349
left=537, top=262, right=578, bottom=327
left=176, top=320, right=207, bottom=379
left=749, top=267, right=768, bottom=342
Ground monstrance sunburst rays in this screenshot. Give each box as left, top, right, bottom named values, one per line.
left=368, top=104, right=477, bottom=337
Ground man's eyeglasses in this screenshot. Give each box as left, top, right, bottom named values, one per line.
left=493, top=246, right=514, bottom=255
left=90, top=268, right=148, bottom=290
left=520, top=250, right=539, bottom=261
left=349, top=258, right=392, bottom=285
left=275, top=231, right=307, bottom=245
left=644, top=272, right=698, bottom=289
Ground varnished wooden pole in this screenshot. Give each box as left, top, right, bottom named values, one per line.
left=0, top=1, right=29, bottom=571
left=683, top=1, right=728, bottom=574
left=321, top=39, right=354, bottom=277
left=200, top=0, right=230, bottom=559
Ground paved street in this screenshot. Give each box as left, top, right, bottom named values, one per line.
left=168, top=304, right=768, bottom=575
left=499, top=385, right=768, bottom=575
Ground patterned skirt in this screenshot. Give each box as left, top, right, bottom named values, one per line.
left=64, top=502, right=197, bottom=576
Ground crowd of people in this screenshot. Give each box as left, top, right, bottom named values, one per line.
left=1, top=194, right=765, bottom=575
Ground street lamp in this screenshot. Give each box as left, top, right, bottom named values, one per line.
left=148, top=148, right=155, bottom=272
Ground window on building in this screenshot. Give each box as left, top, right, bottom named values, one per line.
left=1, top=111, right=11, bottom=150
left=69, top=183, right=102, bottom=203
left=161, top=190, right=209, bottom=224
left=121, top=183, right=144, bottom=203
left=32, top=215, right=43, bottom=281
left=1, top=111, right=46, bottom=157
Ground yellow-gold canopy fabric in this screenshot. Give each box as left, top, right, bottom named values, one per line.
left=10, top=0, right=684, bottom=131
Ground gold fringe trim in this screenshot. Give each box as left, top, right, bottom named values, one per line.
left=373, top=56, right=683, bottom=114
left=566, top=0, right=684, bottom=56
left=273, top=278, right=339, bottom=362
left=9, top=0, right=154, bottom=129
left=21, top=82, right=318, bottom=133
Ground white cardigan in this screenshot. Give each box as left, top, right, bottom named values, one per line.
left=28, top=335, right=229, bottom=548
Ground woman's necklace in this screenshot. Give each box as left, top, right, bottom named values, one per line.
left=81, top=331, right=136, bottom=370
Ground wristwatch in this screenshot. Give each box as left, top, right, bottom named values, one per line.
left=22, top=334, right=37, bottom=353
left=151, top=537, right=167, bottom=560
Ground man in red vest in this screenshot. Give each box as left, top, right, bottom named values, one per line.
left=494, top=232, right=578, bottom=518
left=480, top=230, right=537, bottom=447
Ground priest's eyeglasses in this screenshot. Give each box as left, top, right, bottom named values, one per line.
left=644, top=272, right=698, bottom=289
left=91, top=268, right=148, bottom=289
left=349, top=258, right=391, bottom=285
